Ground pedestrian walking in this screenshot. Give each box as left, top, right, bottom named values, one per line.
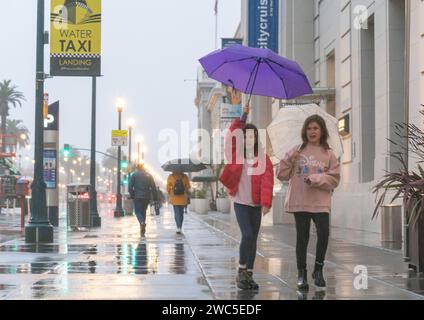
left=276, top=114, right=340, bottom=291
left=166, top=171, right=190, bottom=234
left=128, top=163, right=158, bottom=237
left=219, top=102, right=274, bottom=291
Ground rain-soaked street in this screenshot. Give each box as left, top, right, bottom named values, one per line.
left=1, top=205, right=424, bottom=300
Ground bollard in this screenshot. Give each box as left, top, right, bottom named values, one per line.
left=20, top=195, right=25, bottom=229
left=15, top=179, right=31, bottom=227
left=381, top=204, right=402, bottom=249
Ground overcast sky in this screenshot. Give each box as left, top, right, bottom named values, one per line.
left=0, top=0, right=241, bottom=180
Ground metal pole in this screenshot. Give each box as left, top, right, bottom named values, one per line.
left=128, top=126, right=132, bottom=164
left=114, top=110, right=124, bottom=217
left=137, top=142, right=140, bottom=164
left=90, top=77, right=101, bottom=227
left=25, top=0, right=53, bottom=243
left=404, top=0, right=411, bottom=262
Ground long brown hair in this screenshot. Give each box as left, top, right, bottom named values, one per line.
left=244, top=123, right=259, bottom=158
left=300, top=115, right=331, bottom=150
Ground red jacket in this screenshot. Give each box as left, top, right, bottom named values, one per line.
left=219, top=119, right=274, bottom=208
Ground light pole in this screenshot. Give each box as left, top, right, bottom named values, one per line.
left=25, top=0, right=53, bottom=243
left=114, top=99, right=125, bottom=217
left=125, top=119, right=135, bottom=216
left=136, top=135, right=143, bottom=165
left=127, top=119, right=135, bottom=165
left=90, top=76, right=101, bottom=227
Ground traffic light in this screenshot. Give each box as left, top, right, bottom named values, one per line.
left=120, top=156, right=128, bottom=169
left=122, top=174, right=129, bottom=185
left=63, top=144, right=71, bottom=157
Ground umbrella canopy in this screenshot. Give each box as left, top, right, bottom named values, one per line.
left=267, top=104, right=344, bottom=160
left=161, top=159, right=208, bottom=173
left=199, top=44, right=313, bottom=100
left=191, top=176, right=217, bottom=183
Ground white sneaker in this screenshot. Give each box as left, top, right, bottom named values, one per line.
left=176, top=228, right=182, bottom=234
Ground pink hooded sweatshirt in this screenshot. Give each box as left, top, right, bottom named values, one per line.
left=276, top=144, right=340, bottom=214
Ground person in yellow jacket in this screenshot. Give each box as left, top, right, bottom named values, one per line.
left=167, top=171, right=191, bottom=234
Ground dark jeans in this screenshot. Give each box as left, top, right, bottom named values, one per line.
left=173, top=205, right=185, bottom=229
left=133, top=199, right=150, bottom=225
left=234, top=203, right=262, bottom=270
left=294, top=212, right=330, bottom=270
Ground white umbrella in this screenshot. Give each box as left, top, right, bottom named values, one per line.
left=267, top=104, right=344, bottom=161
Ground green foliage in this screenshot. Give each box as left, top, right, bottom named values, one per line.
left=6, top=119, right=30, bottom=149
left=373, top=105, right=424, bottom=228
left=192, top=188, right=207, bottom=199
left=217, top=187, right=228, bottom=198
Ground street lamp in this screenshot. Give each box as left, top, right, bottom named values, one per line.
left=89, top=74, right=101, bottom=227
left=136, top=135, right=143, bottom=165
left=127, top=118, right=135, bottom=165
left=114, top=98, right=125, bottom=217
left=25, top=0, right=53, bottom=243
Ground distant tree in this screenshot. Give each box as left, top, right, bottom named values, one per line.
left=0, top=80, right=26, bottom=152
left=6, top=119, right=30, bottom=149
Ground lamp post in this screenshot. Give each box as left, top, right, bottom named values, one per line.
left=114, top=99, right=125, bottom=217
left=125, top=119, right=135, bottom=216
left=127, top=119, right=135, bottom=165
left=136, top=135, right=143, bottom=165
left=25, top=0, right=53, bottom=243
left=89, top=76, right=101, bottom=227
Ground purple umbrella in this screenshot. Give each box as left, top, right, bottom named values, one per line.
left=199, top=44, right=313, bottom=101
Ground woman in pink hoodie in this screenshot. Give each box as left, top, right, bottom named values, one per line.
left=277, top=114, right=340, bottom=291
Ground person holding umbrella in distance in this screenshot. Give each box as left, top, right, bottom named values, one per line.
left=162, top=159, right=205, bottom=234
left=166, top=170, right=191, bottom=234
left=276, top=115, right=340, bottom=291
left=219, top=102, right=274, bottom=291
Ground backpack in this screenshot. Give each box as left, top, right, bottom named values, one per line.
left=173, top=178, right=185, bottom=195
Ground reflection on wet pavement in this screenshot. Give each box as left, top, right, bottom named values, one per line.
left=0, top=205, right=424, bottom=300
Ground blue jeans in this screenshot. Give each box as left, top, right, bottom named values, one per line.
left=173, top=205, right=185, bottom=229
left=133, top=199, right=150, bottom=224
left=234, top=203, right=262, bottom=269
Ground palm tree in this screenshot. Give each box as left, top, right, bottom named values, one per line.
left=0, top=80, right=26, bottom=153
left=6, top=119, right=30, bottom=150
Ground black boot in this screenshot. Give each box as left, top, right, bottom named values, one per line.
left=236, top=268, right=250, bottom=290
left=140, top=223, right=146, bottom=237
left=247, top=271, right=259, bottom=290
left=312, top=262, right=326, bottom=288
left=297, top=269, right=309, bottom=291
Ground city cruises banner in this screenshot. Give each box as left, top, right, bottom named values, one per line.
left=50, top=0, right=102, bottom=76
left=248, top=0, right=279, bottom=53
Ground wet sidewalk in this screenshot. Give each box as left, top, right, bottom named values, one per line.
left=0, top=204, right=423, bottom=300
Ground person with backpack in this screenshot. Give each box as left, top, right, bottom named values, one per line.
left=276, top=114, right=340, bottom=291
left=166, top=171, right=191, bottom=234
left=128, top=163, right=158, bottom=237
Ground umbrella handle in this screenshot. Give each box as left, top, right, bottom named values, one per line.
left=245, top=59, right=261, bottom=107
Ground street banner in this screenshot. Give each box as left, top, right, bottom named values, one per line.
left=221, top=38, right=243, bottom=49
left=50, top=0, right=102, bottom=76
left=248, top=0, right=279, bottom=53
left=112, top=130, right=128, bottom=147
left=44, top=101, right=60, bottom=131
left=43, top=93, right=49, bottom=119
